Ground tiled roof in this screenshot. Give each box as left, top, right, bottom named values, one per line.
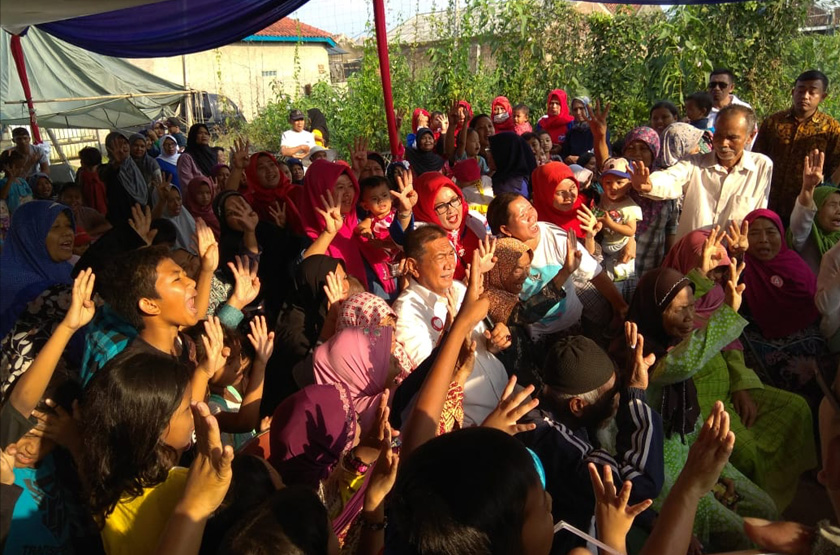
left=253, top=17, right=334, bottom=40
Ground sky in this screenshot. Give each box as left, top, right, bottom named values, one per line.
left=288, top=0, right=441, bottom=38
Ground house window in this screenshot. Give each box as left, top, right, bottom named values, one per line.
left=262, top=70, right=277, bottom=77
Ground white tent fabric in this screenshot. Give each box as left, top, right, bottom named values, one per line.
left=1, top=27, right=187, bottom=129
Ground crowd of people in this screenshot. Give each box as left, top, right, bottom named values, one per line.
left=0, top=66, right=839, bottom=555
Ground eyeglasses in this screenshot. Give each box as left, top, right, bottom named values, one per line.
left=708, top=81, right=730, bottom=90
left=433, top=196, right=462, bottom=215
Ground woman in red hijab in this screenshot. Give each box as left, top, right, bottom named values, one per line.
left=536, top=89, right=573, bottom=147
left=244, top=151, right=303, bottom=234
left=531, top=161, right=595, bottom=241
left=298, top=159, right=370, bottom=289
left=412, top=173, right=485, bottom=279
left=491, top=96, right=515, bottom=133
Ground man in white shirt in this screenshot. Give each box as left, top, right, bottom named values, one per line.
left=5, top=128, right=49, bottom=177
left=632, top=104, right=773, bottom=240
left=393, top=225, right=510, bottom=425
left=280, top=109, right=316, bottom=159
left=707, top=69, right=753, bottom=129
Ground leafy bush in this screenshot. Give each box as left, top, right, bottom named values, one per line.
left=245, top=0, right=838, bottom=156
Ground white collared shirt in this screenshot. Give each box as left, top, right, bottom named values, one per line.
left=393, top=278, right=509, bottom=425
left=645, top=150, right=773, bottom=240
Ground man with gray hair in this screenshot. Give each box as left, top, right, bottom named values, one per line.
left=521, top=330, right=664, bottom=555
left=631, top=104, right=773, bottom=239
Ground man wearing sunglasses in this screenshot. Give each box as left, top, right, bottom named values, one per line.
left=707, top=68, right=752, bottom=130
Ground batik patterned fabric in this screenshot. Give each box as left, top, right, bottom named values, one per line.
left=754, top=109, right=840, bottom=220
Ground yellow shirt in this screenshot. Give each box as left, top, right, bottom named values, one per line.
left=101, top=467, right=188, bottom=555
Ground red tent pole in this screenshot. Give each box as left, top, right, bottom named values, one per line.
left=372, top=0, right=399, bottom=157
left=10, top=34, right=43, bottom=144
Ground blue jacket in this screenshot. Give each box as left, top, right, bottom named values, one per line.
left=521, top=387, right=664, bottom=554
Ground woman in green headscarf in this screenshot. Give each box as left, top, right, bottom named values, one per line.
left=789, top=183, right=840, bottom=274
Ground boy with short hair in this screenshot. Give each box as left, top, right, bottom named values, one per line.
left=513, top=104, right=533, bottom=135
left=685, top=91, right=713, bottom=130
left=81, top=220, right=224, bottom=397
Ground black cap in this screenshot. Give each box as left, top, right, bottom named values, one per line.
left=289, top=109, right=305, bottom=121
left=543, top=336, right=616, bottom=395
left=166, top=117, right=181, bottom=128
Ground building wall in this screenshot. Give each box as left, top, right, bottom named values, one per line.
left=128, top=42, right=331, bottom=121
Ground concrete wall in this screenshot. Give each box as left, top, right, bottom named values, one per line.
left=128, top=42, right=331, bottom=121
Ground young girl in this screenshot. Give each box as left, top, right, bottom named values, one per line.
left=29, top=172, right=54, bottom=200
left=184, top=176, right=221, bottom=239
left=80, top=351, right=195, bottom=554
left=650, top=100, right=679, bottom=137
left=0, top=149, right=34, bottom=214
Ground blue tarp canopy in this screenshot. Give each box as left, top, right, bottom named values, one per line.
left=38, top=0, right=311, bottom=58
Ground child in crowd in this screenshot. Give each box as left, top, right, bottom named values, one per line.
left=522, top=132, right=548, bottom=166
left=537, top=129, right=559, bottom=162
left=355, top=176, right=405, bottom=297
left=194, top=316, right=274, bottom=450
left=0, top=149, right=34, bottom=214
left=58, top=183, right=112, bottom=243
left=594, top=157, right=642, bottom=281
left=77, top=146, right=107, bottom=215
left=455, top=127, right=491, bottom=175
left=685, top=91, right=714, bottom=130
left=452, top=158, right=494, bottom=217
left=80, top=351, right=195, bottom=553
left=28, top=172, right=54, bottom=201
left=513, top=103, right=533, bottom=135
left=650, top=100, right=679, bottom=137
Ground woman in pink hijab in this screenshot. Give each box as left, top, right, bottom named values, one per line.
left=312, top=326, right=397, bottom=433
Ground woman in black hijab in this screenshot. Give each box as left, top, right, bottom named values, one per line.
left=177, top=124, right=218, bottom=187
left=489, top=131, right=536, bottom=197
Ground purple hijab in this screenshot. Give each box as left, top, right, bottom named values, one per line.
left=623, top=126, right=662, bottom=235
left=268, top=383, right=364, bottom=535
left=742, top=209, right=819, bottom=339
left=0, top=201, right=75, bottom=338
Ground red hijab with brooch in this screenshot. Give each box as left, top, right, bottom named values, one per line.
left=742, top=209, right=819, bottom=339
left=413, top=173, right=480, bottom=280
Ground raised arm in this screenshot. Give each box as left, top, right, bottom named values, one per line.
left=790, top=149, right=824, bottom=252
left=585, top=100, right=612, bottom=173
left=9, top=270, right=96, bottom=418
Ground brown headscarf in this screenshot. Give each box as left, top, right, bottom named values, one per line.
left=485, top=238, right=532, bottom=324
left=627, top=267, right=699, bottom=439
